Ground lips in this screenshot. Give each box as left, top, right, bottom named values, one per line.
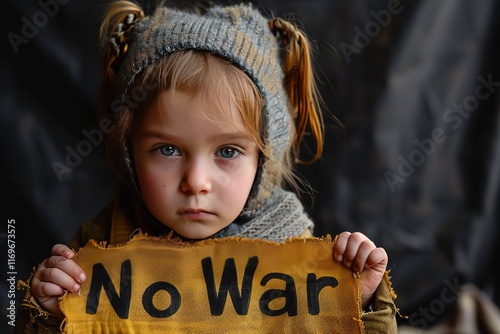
left=178, top=208, right=213, bottom=220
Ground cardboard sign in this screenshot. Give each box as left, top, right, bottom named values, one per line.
left=60, top=234, right=364, bottom=333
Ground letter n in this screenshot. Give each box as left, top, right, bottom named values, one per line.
left=86, top=259, right=132, bottom=319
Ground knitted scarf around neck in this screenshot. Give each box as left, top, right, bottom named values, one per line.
left=136, top=187, right=314, bottom=243
left=211, top=188, right=314, bottom=242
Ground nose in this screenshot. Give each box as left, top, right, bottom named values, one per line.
left=180, top=158, right=212, bottom=194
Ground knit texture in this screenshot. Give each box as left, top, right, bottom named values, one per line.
left=212, top=188, right=314, bottom=242
left=118, top=3, right=291, bottom=200
left=115, top=2, right=313, bottom=239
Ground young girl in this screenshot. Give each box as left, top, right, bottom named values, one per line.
left=16, top=0, right=397, bottom=332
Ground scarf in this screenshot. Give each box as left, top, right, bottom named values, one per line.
left=111, top=187, right=314, bottom=245
left=212, top=188, right=314, bottom=242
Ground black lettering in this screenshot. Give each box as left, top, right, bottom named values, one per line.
left=86, top=260, right=132, bottom=319
left=142, top=281, right=181, bottom=318
left=202, top=256, right=258, bottom=315
left=307, top=273, right=338, bottom=315
left=259, top=273, right=297, bottom=316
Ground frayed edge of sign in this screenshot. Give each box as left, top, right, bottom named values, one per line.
left=85, top=231, right=336, bottom=250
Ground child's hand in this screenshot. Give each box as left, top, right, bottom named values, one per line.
left=30, top=244, right=86, bottom=317
left=333, top=232, right=388, bottom=310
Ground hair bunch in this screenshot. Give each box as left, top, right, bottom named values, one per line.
left=270, top=17, right=324, bottom=164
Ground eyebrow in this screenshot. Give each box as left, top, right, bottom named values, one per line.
left=136, top=130, right=254, bottom=142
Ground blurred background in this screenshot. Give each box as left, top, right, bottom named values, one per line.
left=1, top=0, right=499, bottom=332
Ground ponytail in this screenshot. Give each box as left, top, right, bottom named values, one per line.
left=99, top=0, right=144, bottom=80
left=270, top=17, right=324, bottom=164
left=97, top=0, right=144, bottom=184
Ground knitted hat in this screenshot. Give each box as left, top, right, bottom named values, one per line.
left=115, top=3, right=292, bottom=207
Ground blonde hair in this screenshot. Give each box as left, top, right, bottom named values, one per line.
left=134, top=51, right=265, bottom=152
left=104, top=50, right=300, bottom=188
left=98, top=0, right=328, bottom=197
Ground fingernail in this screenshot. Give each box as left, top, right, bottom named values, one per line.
left=78, top=273, right=86, bottom=283
left=336, top=255, right=342, bottom=262
left=345, top=261, right=352, bottom=268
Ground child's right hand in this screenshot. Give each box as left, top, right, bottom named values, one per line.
left=30, top=244, right=86, bottom=317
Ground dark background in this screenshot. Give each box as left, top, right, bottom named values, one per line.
left=2, top=0, right=499, bottom=332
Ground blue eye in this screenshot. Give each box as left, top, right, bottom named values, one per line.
left=217, top=147, right=239, bottom=159
left=159, top=145, right=180, bottom=156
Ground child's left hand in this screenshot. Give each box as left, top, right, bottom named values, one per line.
left=333, top=231, right=388, bottom=310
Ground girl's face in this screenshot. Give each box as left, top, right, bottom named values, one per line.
left=132, top=89, right=260, bottom=239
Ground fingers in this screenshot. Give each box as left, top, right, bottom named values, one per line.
left=365, top=247, right=388, bottom=270
left=34, top=257, right=85, bottom=292
left=29, top=244, right=86, bottom=316
left=334, top=232, right=389, bottom=309
left=51, top=244, right=76, bottom=259
left=31, top=251, right=86, bottom=299
left=31, top=279, right=68, bottom=302
left=334, top=231, right=387, bottom=272
left=48, top=244, right=86, bottom=284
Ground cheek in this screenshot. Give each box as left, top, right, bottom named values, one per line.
left=227, top=164, right=258, bottom=198
left=137, top=173, right=174, bottom=218
left=135, top=163, right=169, bottom=199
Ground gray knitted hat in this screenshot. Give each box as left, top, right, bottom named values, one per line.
left=116, top=2, right=292, bottom=206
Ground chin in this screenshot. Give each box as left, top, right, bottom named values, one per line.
left=175, top=229, right=216, bottom=241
